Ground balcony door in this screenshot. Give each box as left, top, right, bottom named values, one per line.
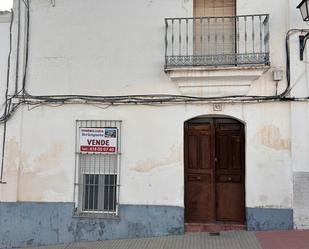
left=193, top=0, right=236, bottom=56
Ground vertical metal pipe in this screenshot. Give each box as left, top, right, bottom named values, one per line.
left=207, top=18, right=210, bottom=54
left=266, top=15, right=270, bottom=53
left=116, top=121, right=121, bottom=215
left=92, top=156, right=95, bottom=212
left=101, top=121, right=105, bottom=211
left=171, top=19, right=174, bottom=56
left=164, top=19, right=168, bottom=68
left=14, top=0, right=21, bottom=95
left=186, top=19, right=188, bottom=56
left=96, top=121, right=100, bottom=210
left=0, top=10, right=14, bottom=184
left=236, top=16, right=239, bottom=54
left=179, top=19, right=181, bottom=56
left=112, top=121, right=116, bottom=212
left=0, top=121, right=7, bottom=184
left=233, top=16, right=237, bottom=65
left=215, top=18, right=218, bottom=55
left=79, top=121, right=84, bottom=211
left=222, top=17, right=225, bottom=54
left=107, top=120, right=111, bottom=212
left=73, top=121, right=79, bottom=213
left=200, top=18, right=203, bottom=55
left=193, top=18, right=196, bottom=55
left=244, top=16, right=247, bottom=54
left=86, top=121, right=91, bottom=211
left=259, top=16, right=262, bottom=53
left=21, top=0, right=30, bottom=93
left=103, top=141, right=106, bottom=211
left=111, top=122, right=114, bottom=212
left=252, top=16, right=255, bottom=53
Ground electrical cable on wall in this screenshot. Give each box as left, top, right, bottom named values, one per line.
left=1, top=0, right=309, bottom=126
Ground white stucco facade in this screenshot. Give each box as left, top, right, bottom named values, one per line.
left=0, top=0, right=309, bottom=247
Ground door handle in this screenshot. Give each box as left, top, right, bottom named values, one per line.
left=196, top=176, right=201, bottom=181
left=228, top=177, right=232, bottom=181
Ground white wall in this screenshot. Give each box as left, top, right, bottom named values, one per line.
left=0, top=102, right=292, bottom=210
left=17, top=0, right=289, bottom=97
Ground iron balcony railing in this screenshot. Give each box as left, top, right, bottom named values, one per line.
left=164, top=14, right=270, bottom=69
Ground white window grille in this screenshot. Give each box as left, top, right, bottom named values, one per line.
left=74, top=120, right=121, bottom=217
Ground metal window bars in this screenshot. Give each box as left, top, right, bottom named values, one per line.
left=164, top=14, right=270, bottom=69
left=74, top=120, right=122, bottom=217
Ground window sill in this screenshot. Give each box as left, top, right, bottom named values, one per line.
left=165, top=65, right=270, bottom=97
left=73, top=212, right=120, bottom=220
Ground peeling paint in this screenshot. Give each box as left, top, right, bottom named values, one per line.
left=253, top=125, right=291, bottom=151
left=4, top=137, right=20, bottom=171
left=18, top=141, right=69, bottom=201
left=3, top=139, right=70, bottom=202
left=32, top=140, right=65, bottom=172
left=132, top=145, right=182, bottom=172
left=18, top=170, right=69, bottom=202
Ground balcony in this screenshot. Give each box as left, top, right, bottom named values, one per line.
left=164, top=14, right=270, bottom=97
left=164, top=14, right=270, bottom=69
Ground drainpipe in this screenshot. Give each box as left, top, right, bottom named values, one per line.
left=0, top=10, right=14, bottom=184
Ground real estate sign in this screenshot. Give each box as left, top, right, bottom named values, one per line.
left=79, top=127, right=118, bottom=154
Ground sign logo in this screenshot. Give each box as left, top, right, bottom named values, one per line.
left=79, top=128, right=118, bottom=154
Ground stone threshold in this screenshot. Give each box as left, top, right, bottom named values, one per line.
left=185, top=222, right=247, bottom=233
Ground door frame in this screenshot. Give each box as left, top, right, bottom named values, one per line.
left=183, top=114, right=246, bottom=224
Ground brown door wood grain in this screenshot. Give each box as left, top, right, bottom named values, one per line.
left=184, top=117, right=245, bottom=224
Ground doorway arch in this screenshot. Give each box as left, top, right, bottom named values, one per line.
left=184, top=116, right=245, bottom=224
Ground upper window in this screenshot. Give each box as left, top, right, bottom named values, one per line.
left=193, top=0, right=236, bottom=56
left=193, top=0, right=236, bottom=17
left=74, top=120, right=122, bottom=217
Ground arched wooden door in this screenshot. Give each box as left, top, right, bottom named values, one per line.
left=184, top=117, right=245, bottom=224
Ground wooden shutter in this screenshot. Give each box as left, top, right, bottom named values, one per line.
left=194, top=0, right=236, bottom=17
left=193, top=0, right=236, bottom=56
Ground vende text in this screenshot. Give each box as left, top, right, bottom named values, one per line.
left=87, top=139, right=110, bottom=146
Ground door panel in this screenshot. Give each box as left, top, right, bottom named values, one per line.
left=185, top=173, right=213, bottom=222
left=188, top=135, right=198, bottom=169
left=184, top=117, right=245, bottom=224
left=215, top=119, right=245, bottom=223
left=200, top=135, right=212, bottom=169
left=185, top=122, right=215, bottom=222
left=216, top=183, right=245, bottom=221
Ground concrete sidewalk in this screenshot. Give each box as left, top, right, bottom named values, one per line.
left=19, top=230, right=309, bottom=249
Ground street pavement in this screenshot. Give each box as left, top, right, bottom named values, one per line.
left=256, top=230, right=309, bottom=249
left=19, top=230, right=309, bottom=249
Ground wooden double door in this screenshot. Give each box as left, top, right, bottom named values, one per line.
left=184, top=117, right=245, bottom=224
